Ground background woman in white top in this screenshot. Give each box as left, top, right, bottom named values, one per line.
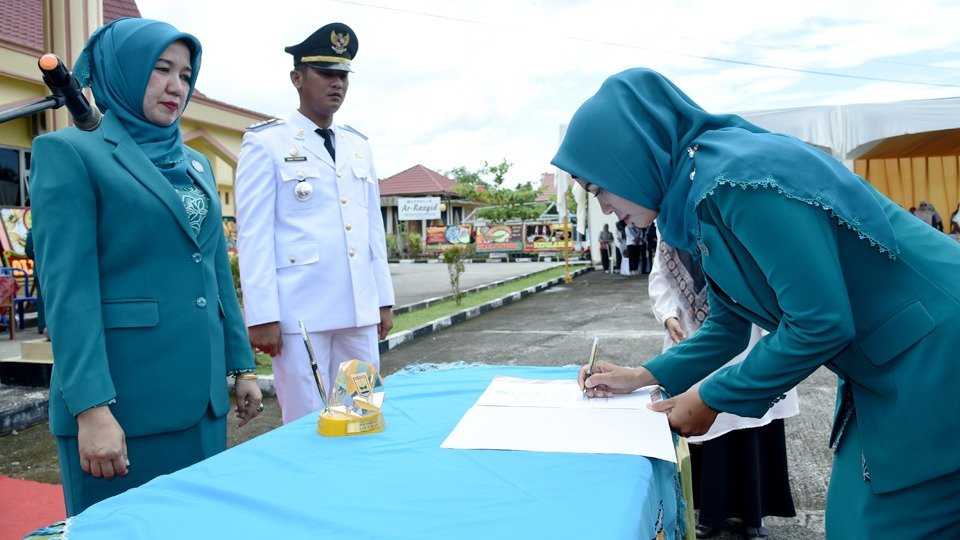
left=649, top=240, right=800, bottom=540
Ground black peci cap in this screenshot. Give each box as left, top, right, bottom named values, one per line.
left=285, top=22, right=358, bottom=72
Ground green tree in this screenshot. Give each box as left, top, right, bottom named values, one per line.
left=442, top=245, right=469, bottom=305
left=447, top=160, right=547, bottom=222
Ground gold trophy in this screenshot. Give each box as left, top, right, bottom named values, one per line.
left=299, top=321, right=385, bottom=437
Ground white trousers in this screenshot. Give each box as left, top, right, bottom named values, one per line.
left=272, top=325, right=380, bottom=424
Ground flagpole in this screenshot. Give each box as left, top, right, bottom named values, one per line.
left=562, top=208, right=572, bottom=284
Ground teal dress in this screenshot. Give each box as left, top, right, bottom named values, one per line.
left=644, top=185, right=960, bottom=539
left=552, top=69, right=960, bottom=539
left=31, top=112, right=254, bottom=516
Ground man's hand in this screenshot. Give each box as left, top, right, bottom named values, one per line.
left=665, top=317, right=687, bottom=344
left=378, top=307, right=393, bottom=340
left=77, top=406, right=128, bottom=479
left=648, top=387, right=718, bottom=437
left=249, top=322, right=282, bottom=357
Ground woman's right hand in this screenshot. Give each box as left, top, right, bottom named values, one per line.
left=665, top=317, right=687, bottom=344
left=578, top=361, right=656, bottom=398
left=76, top=406, right=128, bottom=479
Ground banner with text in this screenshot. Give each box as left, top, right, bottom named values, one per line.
left=426, top=225, right=473, bottom=249
left=523, top=221, right=572, bottom=252
left=475, top=224, right=523, bottom=252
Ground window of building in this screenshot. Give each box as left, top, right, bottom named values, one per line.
left=0, top=146, right=28, bottom=207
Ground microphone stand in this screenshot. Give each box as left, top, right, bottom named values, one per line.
left=0, top=94, right=65, bottom=125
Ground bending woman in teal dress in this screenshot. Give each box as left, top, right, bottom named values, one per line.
left=30, top=18, right=262, bottom=515
left=554, top=69, right=960, bottom=539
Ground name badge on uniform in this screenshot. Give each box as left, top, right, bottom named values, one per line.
left=285, top=145, right=308, bottom=162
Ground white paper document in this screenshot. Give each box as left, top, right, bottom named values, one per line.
left=441, top=377, right=676, bottom=463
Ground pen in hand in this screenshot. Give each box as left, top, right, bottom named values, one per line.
left=583, top=336, right=600, bottom=398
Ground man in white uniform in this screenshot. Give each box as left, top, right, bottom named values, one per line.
left=235, top=22, right=395, bottom=424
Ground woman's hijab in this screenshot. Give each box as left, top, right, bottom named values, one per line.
left=74, top=17, right=202, bottom=176
left=551, top=68, right=899, bottom=256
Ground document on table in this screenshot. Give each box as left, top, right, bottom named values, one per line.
left=441, top=377, right=676, bottom=463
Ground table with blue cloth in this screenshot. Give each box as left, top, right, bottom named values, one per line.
left=62, top=364, right=683, bottom=539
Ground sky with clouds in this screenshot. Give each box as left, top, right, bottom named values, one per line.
left=138, top=0, right=960, bottom=186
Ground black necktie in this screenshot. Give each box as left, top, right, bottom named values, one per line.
left=315, top=128, right=336, bottom=162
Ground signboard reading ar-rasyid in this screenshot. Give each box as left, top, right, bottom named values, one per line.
left=398, top=197, right=441, bottom=221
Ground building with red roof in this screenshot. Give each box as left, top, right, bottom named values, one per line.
left=378, top=164, right=482, bottom=235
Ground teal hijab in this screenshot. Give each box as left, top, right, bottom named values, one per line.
left=74, top=17, right=201, bottom=175
left=551, top=68, right=899, bottom=256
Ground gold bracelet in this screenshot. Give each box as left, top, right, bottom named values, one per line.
left=235, top=373, right=258, bottom=381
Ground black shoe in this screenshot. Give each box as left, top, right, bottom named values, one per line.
left=695, top=524, right=720, bottom=539
left=744, top=526, right=769, bottom=540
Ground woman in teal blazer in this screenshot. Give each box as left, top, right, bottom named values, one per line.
left=30, top=18, right=261, bottom=516
left=555, top=69, right=960, bottom=539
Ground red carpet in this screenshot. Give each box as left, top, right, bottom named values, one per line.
left=0, top=477, right=64, bottom=540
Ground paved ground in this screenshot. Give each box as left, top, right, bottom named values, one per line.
left=0, top=269, right=833, bottom=538
left=388, top=261, right=559, bottom=307
left=0, top=326, right=44, bottom=361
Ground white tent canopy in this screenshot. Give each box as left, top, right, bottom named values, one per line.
left=740, top=96, right=960, bottom=161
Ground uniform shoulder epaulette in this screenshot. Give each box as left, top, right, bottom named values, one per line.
left=340, top=124, right=368, bottom=140
left=246, top=118, right=285, bottom=132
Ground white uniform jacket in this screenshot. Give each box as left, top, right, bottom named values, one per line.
left=648, top=241, right=799, bottom=443
left=235, top=110, right=395, bottom=334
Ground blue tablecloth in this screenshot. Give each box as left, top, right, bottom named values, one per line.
left=67, top=364, right=682, bottom=539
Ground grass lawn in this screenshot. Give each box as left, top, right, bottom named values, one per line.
left=388, top=264, right=586, bottom=334
left=253, top=264, right=586, bottom=376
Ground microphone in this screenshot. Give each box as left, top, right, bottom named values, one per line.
left=38, top=53, right=102, bottom=131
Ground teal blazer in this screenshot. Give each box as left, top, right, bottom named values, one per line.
left=645, top=185, right=960, bottom=495
left=30, top=112, right=254, bottom=438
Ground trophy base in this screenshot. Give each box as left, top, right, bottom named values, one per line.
left=317, top=406, right=385, bottom=437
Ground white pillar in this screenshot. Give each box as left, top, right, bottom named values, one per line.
left=43, top=0, right=103, bottom=132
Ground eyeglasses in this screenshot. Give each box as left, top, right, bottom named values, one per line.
left=584, top=183, right=603, bottom=199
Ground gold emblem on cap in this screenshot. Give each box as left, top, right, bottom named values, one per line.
left=330, top=31, right=350, bottom=54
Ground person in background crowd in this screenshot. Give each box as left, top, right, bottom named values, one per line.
left=559, top=68, right=960, bottom=539
left=598, top=224, right=614, bottom=272
left=915, top=201, right=944, bottom=232
left=649, top=239, right=798, bottom=539
left=30, top=18, right=260, bottom=516
left=644, top=222, right=658, bottom=274
left=949, top=203, right=959, bottom=239
left=614, top=220, right=626, bottom=274
left=626, top=223, right=642, bottom=275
